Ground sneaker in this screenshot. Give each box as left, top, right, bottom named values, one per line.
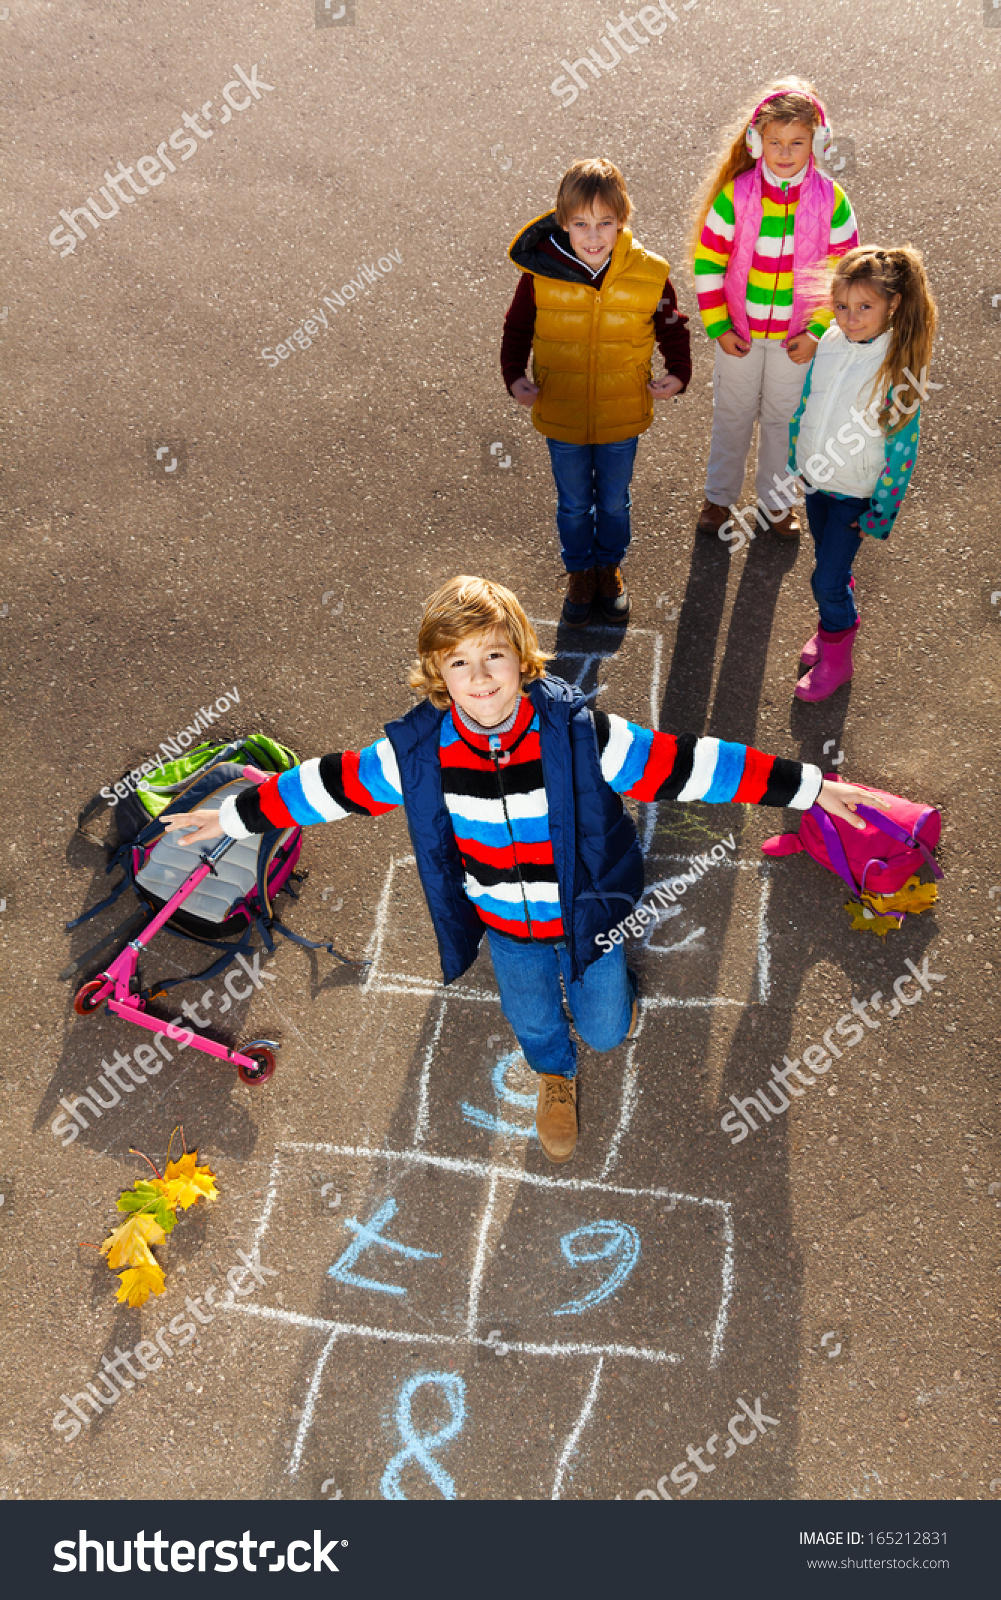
left=536, top=1073, right=578, bottom=1164
left=695, top=499, right=731, bottom=536
left=561, top=569, right=596, bottom=629
left=596, top=563, right=630, bottom=621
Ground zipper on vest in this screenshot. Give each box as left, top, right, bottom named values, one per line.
left=765, top=182, right=791, bottom=342
left=489, top=738, right=535, bottom=941
left=589, top=290, right=600, bottom=441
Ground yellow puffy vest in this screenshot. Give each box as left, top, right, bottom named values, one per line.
left=516, top=221, right=668, bottom=445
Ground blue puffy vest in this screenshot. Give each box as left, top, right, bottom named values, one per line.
left=384, top=676, right=644, bottom=985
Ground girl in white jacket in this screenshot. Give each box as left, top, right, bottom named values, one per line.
left=787, top=245, right=937, bottom=701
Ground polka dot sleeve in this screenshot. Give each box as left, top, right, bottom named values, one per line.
left=859, top=410, right=921, bottom=539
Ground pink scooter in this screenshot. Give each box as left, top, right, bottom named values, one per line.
left=72, top=768, right=279, bottom=1086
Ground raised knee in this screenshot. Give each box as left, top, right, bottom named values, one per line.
left=576, top=1018, right=627, bottom=1054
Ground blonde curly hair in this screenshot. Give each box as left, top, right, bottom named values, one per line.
left=409, top=576, right=551, bottom=710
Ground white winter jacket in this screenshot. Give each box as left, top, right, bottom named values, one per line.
left=795, top=326, right=891, bottom=498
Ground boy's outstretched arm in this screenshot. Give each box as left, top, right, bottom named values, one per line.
left=595, top=714, right=886, bottom=831
left=161, top=740, right=403, bottom=846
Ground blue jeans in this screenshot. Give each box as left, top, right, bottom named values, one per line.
left=805, top=490, right=867, bottom=631
left=485, top=929, right=636, bottom=1079
left=546, top=437, right=639, bottom=571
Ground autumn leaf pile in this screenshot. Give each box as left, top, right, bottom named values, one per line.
left=843, top=874, right=939, bottom=937
left=98, top=1132, right=218, bottom=1306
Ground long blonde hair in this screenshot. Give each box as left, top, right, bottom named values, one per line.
left=832, top=246, right=938, bottom=433
left=688, top=77, right=824, bottom=270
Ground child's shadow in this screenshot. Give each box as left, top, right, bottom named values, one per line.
left=550, top=615, right=629, bottom=703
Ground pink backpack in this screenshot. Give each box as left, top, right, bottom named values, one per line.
left=761, top=776, right=942, bottom=920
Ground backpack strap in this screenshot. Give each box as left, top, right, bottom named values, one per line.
left=812, top=805, right=860, bottom=896
left=854, top=803, right=944, bottom=880
left=267, top=917, right=362, bottom=966
left=140, top=918, right=256, bottom=999
left=65, top=867, right=134, bottom=929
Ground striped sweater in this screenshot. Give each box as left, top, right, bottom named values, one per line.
left=220, top=698, right=823, bottom=943
left=694, top=163, right=858, bottom=342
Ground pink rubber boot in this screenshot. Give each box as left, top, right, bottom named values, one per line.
left=794, top=619, right=859, bottom=701
left=801, top=580, right=855, bottom=666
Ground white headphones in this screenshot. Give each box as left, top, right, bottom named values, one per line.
left=745, top=90, right=832, bottom=162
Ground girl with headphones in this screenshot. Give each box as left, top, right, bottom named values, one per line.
left=689, top=78, right=858, bottom=541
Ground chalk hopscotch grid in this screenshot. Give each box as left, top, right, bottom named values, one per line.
left=227, top=625, right=749, bottom=1498
left=363, top=850, right=772, bottom=1176
left=231, top=1141, right=735, bottom=1494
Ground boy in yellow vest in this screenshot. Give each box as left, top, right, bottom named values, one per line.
left=502, top=158, right=691, bottom=627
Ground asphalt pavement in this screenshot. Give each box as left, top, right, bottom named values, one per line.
left=0, top=0, right=998, bottom=1510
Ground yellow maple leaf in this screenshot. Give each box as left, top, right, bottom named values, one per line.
left=866, top=876, right=938, bottom=918
left=115, top=1258, right=166, bottom=1306
left=845, top=899, right=898, bottom=936
left=99, top=1211, right=167, bottom=1270
left=153, top=1151, right=219, bottom=1211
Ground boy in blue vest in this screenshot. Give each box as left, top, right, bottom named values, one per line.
left=165, top=576, right=881, bottom=1164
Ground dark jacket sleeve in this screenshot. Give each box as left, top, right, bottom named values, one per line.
left=500, top=273, right=536, bottom=393
left=653, top=275, right=692, bottom=392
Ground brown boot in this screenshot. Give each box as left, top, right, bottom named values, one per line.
left=768, top=509, right=801, bottom=540
left=695, top=499, right=731, bottom=536
left=536, top=1073, right=578, bottom=1164
left=561, top=568, right=596, bottom=628
left=596, top=563, right=630, bottom=621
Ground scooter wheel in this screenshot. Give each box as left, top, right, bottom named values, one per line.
left=237, top=1046, right=276, bottom=1087
left=73, top=979, right=107, bottom=1016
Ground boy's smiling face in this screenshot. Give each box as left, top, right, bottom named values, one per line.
left=566, top=202, right=623, bottom=271
left=439, top=625, right=523, bottom=727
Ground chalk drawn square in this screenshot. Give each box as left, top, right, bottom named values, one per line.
left=404, top=995, right=636, bottom=1177
left=476, top=1182, right=725, bottom=1366
left=318, top=1157, right=484, bottom=1337
left=290, top=1342, right=603, bottom=1500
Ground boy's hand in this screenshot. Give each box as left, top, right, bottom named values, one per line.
left=785, top=333, right=818, bottom=365
left=717, top=330, right=751, bottom=358
left=161, top=809, right=226, bottom=847
left=510, top=377, right=539, bottom=407
left=816, top=780, right=891, bottom=832
left=648, top=374, right=684, bottom=399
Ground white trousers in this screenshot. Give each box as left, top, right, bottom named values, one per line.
left=705, top=339, right=809, bottom=513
